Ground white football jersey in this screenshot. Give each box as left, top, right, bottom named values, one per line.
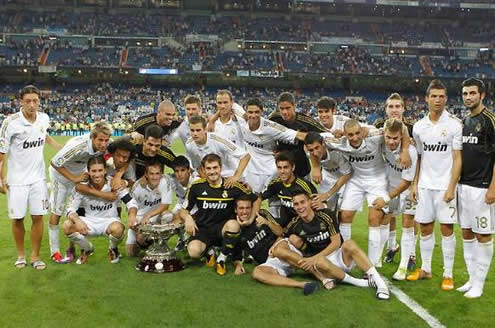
left=213, top=117, right=244, bottom=146
left=185, top=132, right=248, bottom=177
left=383, top=144, right=417, bottom=190
left=130, top=176, right=173, bottom=219
left=50, top=134, right=101, bottom=184
left=168, top=172, right=199, bottom=213
left=322, top=131, right=387, bottom=182
left=322, top=114, right=350, bottom=131
left=236, top=115, right=298, bottom=176
left=166, top=119, right=189, bottom=146
left=67, top=178, right=133, bottom=220
left=0, top=110, right=50, bottom=186
left=319, top=148, right=352, bottom=191
left=413, top=110, right=462, bottom=190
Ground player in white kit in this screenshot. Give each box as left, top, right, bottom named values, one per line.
left=316, top=96, right=350, bottom=136
left=407, top=80, right=462, bottom=291
left=212, top=89, right=244, bottom=146
left=0, top=85, right=61, bottom=269
left=64, top=156, right=136, bottom=264
left=186, top=115, right=250, bottom=188
left=167, top=95, right=203, bottom=146
left=126, top=160, right=173, bottom=256
left=48, top=122, right=112, bottom=263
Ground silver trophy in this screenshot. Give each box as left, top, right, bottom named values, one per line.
left=136, top=222, right=185, bottom=273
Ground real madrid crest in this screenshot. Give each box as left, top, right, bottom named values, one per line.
left=475, top=123, right=482, bottom=133
left=441, top=129, right=447, bottom=137
left=222, top=190, right=228, bottom=198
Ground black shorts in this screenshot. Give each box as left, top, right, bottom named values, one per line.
left=190, top=220, right=227, bottom=248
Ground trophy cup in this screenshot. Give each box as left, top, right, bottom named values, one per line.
left=136, top=222, right=185, bottom=273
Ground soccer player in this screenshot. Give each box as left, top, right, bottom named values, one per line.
left=457, top=78, right=495, bottom=298
left=179, top=154, right=252, bottom=275
left=167, top=95, right=202, bottom=146
left=316, top=96, right=350, bottom=136
left=105, top=137, right=137, bottom=188
left=235, top=194, right=320, bottom=295
left=133, top=124, right=176, bottom=179
left=304, top=132, right=352, bottom=214
left=168, top=155, right=197, bottom=216
left=212, top=89, right=244, bottom=145
left=0, top=85, right=61, bottom=270
left=48, top=121, right=112, bottom=263
left=234, top=98, right=306, bottom=193
left=63, top=156, right=136, bottom=264
left=254, top=152, right=319, bottom=229
left=130, top=99, right=181, bottom=144
left=126, top=160, right=173, bottom=256
left=268, top=92, right=327, bottom=178
left=284, top=191, right=390, bottom=300
left=372, top=119, right=418, bottom=280
left=186, top=115, right=250, bottom=188
left=408, top=80, right=462, bottom=291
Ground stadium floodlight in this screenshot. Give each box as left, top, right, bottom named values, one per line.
left=480, top=48, right=489, bottom=52
left=138, top=68, right=179, bottom=75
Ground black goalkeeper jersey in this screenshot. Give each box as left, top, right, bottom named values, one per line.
left=268, top=111, right=326, bottom=177
left=261, top=176, right=317, bottom=228
left=134, top=143, right=176, bottom=179
left=460, top=108, right=495, bottom=188
left=185, top=178, right=251, bottom=227
left=132, top=112, right=182, bottom=137
left=285, top=209, right=341, bottom=257
left=239, top=209, right=280, bottom=264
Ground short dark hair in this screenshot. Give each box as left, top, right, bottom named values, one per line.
left=189, top=115, right=207, bottom=128
left=316, top=97, right=336, bottom=111
left=144, top=124, right=164, bottom=140
left=107, top=138, right=136, bottom=157
left=87, top=155, right=106, bottom=170
left=291, top=189, right=311, bottom=199
left=201, top=153, right=222, bottom=168
left=172, top=155, right=190, bottom=169
left=275, top=151, right=295, bottom=167
left=20, top=85, right=40, bottom=100
left=235, top=193, right=257, bottom=205
left=184, top=95, right=202, bottom=106
left=278, top=92, right=295, bottom=106
left=146, top=159, right=164, bottom=173
left=426, top=79, right=447, bottom=96
left=461, top=78, right=486, bottom=94
left=246, top=98, right=263, bottom=111
left=304, top=131, right=324, bottom=145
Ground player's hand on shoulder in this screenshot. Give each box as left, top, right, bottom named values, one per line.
left=74, top=172, right=89, bottom=183
left=331, top=129, right=344, bottom=138
left=310, top=198, right=326, bottom=211
left=130, top=132, right=144, bottom=144
left=312, top=193, right=328, bottom=204
left=224, top=176, right=239, bottom=189
left=399, top=150, right=411, bottom=169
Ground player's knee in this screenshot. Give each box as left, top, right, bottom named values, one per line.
left=252, top=266, right=263, bottom=281
left=223, top=219, right=240, bottom=233
left=340, top=211, right=354, bottom=223
left=109, top=222, right=125, bottom=238
left=271, top=241, right=288, bottom=258
left=343, top=240, right=358, bottom=254
left=420, top=223, right=433, bottom=236
left=288, top=235, right=303, bottom=249
left=187, top=242, right=204, bottom=259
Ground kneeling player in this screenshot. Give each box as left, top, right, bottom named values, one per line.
left=235, top=194, right=320, bottom=295
left=63, top=156, right=136, bottom=264
left=126, top=160, right=173, bottom=256
left=179, top=154, right=252, bottom=275
left=283, top=191, right=391, bottom=300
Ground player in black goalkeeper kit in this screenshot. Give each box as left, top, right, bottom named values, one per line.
left=179, top=154, right=251, bottom=276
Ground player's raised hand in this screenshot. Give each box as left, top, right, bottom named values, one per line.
left=312, top=193, right=329, bottom=204
left=255, top=214, right=268, bottom=226
left=486, top=189, right=495, bottom=205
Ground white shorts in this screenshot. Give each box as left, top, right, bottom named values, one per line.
left=245, top=172, right=273, bottom=194
left=8, top=181, right=49, bottom=219
left=50, top=177, right=75, bottom=216
left=258, top=239, right=301, bottom=277
left=415, top=188, right=458, bottom=225
left=400, top=190, right=416, bottom=216
left=326, top=248, right=355, bottom=273
left=340, top=179, right=389, bottom=212
left=458, top=184, right=495, bottom=234
left=80, top=216, right=121, bottom=236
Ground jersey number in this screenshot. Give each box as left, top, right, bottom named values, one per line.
left=476, top=216, right=488, bottom=229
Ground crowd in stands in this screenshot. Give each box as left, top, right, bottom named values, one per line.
left=1, top=84, right=488, bottom=133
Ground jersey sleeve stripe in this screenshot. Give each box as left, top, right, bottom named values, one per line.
left=319, top=212, right=338, bottom=235
left=210, top=134, right=238, bottom=151
left=0, top=113, right=19, bottom=138
left=134, top=117, right=155, bottom=130
left=295, top=178, right=313, bottom=195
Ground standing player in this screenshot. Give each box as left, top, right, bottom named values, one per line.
left=212, top=89, right=244, bottom=145
left=63, top=156, right=136, bottom=264
left=186, top=115, right=250, bottom=187
left=126, top=160, right=173, bottom=256
left=179, top=154, right=252, bottom=275
left=408, top=80, right=462, bottom=291
left=268, top=92, right=327, bottom=178
left=0, top=85, right=61, bottom=269
left=48, top=121, right=112, bottom=263
left=457, top=78, right=495, bottom=298
left=316, top=96, right=350, bottom=136
left=167, top=95, right=202, bottom=146
left=130, top=99, right=181, bottom=144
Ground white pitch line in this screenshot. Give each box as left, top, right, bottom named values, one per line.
left=383, top=278, right=446, bottom=328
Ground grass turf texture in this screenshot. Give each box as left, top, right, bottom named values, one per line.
left=0, top=136, right=493, bottom=328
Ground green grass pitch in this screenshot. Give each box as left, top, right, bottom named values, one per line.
left=0, top=136, right=493, bottom=328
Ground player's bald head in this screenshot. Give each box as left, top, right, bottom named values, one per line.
left=158, top=99, right=175, bottom=113
left=343, top=119, right=360, bottom=132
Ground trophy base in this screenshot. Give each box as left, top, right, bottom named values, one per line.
left=136, top=258, right=185, bottom=273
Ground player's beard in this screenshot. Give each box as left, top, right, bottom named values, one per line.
left=466, top=101, right=480, bottom=111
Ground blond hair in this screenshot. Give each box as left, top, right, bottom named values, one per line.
left=385, top=93, right=404, bottom=108
left=384, top=118, right=403, bottom=134
left=90, top=121, right=113, bottom=138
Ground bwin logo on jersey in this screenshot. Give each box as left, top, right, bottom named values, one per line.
left=23, top=137, right=44, bottom=149
left=463, top=134, right=479, bottom=144
left=247, top=230, right=267, bottom=249
left=280, top=198, right=293, bottom=208
left=144, top=199, right=161, bottom=207
left=423, top=142, right=447, bottom=152
left=307, top=231, right=330, bottom=243
left=90, top=203, right=113, bottom=211
left=202, top=202, right=228, bottom=209
left=349, top=155, right=374, bottom=163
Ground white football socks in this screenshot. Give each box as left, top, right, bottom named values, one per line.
left=442, top=233, right=456, bottom=278
left=339, top=223, right=352, bottom=241
left=420, top=233, right=435, bottom=273
left=399, top=227, right=415, bottom=269
left=368, top=227, right=381, bottom=266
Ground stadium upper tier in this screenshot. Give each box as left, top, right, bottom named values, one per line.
left=1, top=11, right=493, bottom=44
